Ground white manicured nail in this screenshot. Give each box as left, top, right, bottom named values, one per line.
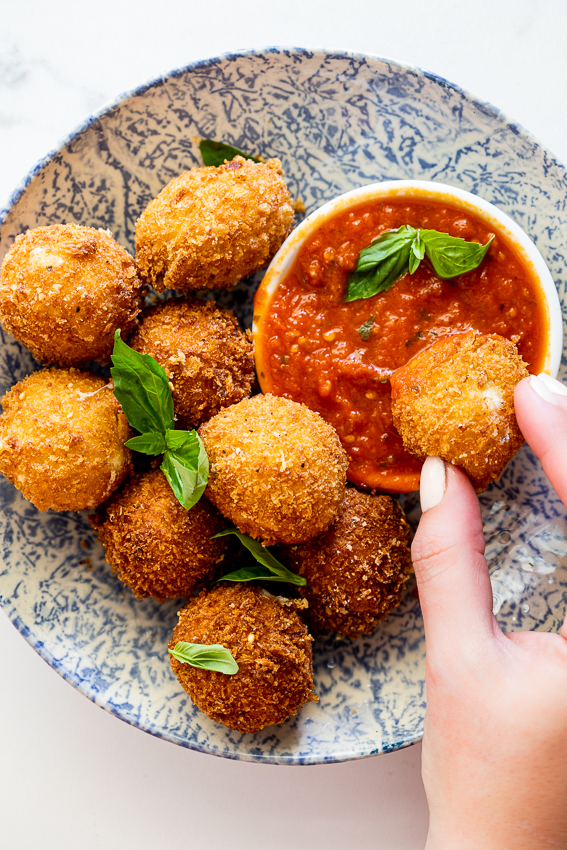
left=420, top=456, right=447, bottom=512
left=538, top=372, right=567, bottom=397
left=528, top=374, right=559, bottom=406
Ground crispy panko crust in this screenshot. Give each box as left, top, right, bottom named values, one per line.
left=135, top=157, right=294, bottom=292
left=0, top=223, right=143, bottom=365
left=199, top=393, right=348, bottom=545
left=390, top=331, right=529, bottom=491
left=89, top=469, right=230, bottom=601
left=279, top=488, right=412, bottom=638
left=128, top=298, right=254, bottom=428
left=0, top=368, right=131, bottom=511
left=169, top=585, right=316, bottom=733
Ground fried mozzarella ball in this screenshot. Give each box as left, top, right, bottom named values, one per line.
left=135, top=157, right=294, bottom=292
left=169, top=584, right=316, bottom=733
left=89, top=469, right=230, bottom=601
left=390, top=331, right=529, bottom=491
left=279, top=488, right=412, bottom=638
left=0, top=223, right=143, bottom=365
left=128, top=298, right=254, bottom=428
left=0, top=368, right=131, bottom=511
left=199, top=393, right=348, bottom=545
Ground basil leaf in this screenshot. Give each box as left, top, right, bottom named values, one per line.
left=420, top=230, right=493, bottom=279
left=160, top=433, right=209, bottom=511
left=199, top=139, right=261, bottom=167
left=168, top=641, right=238, bottom=675
left=355, top=225, right=416, bottom=271
left=357, top=316, right=375, bottom=341
left=346, top=240, right=412, bottom=301
left=165, top=429, right=200, bottom=452
left=213, top=527, right=306, bottom=586
left=345, top=224, right=494, bottom=302
left=219, top=563, right=299, bottom=584
left=409, top=230, right=425, bottom=274
left=111, top=331, right=174, bottom=434
left=125, top=432, right=167, bottom=455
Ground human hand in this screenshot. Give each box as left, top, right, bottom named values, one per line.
left=413, top=373, right=567, bottom=849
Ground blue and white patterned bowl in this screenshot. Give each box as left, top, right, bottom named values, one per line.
left=1, top=48, right=567, bottom=764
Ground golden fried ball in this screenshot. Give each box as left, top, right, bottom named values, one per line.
left=89, top=469, right=230, bottom=601
left=390, top=331, right=529, bottom=491
left=0, top=223, right=143, bottom=365
left=0, top=368, right=131, bottom=511
left=169, top=584, right=316, bottom=733
left=135, top=157, right=293, bottom=292
left=199, top=393, right=348, bottom=545
left=128, top=298, right=254, bottom=428
left=279, top=488, right=412, bottom=638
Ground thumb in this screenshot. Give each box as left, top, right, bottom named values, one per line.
left=412, top=458, right=498, bottom=655
left=515, top=374, right=567, bottom=640
left=514, top=374, right=567, bottom=507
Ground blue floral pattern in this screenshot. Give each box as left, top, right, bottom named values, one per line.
left=0, top=49, right=566, bottom=764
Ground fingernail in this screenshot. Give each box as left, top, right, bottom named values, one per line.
left=528, top=374, right=559, bottom=407
left=538, top=372, right=567, bottom=398
left=420, top=456, right=447, bottom=512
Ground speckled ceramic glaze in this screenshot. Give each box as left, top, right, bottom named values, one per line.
left=1, top=49, right=566, bottom=764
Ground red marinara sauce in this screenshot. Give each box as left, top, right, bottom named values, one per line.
left=254, top=198, right=548, bottom=493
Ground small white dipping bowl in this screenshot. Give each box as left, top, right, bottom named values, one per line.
left=253, top=180, right=563, bottom=381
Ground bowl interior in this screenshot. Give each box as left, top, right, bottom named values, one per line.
left=1, top=49, right=567, bottom=764
left=253, top=179, right=562, bottom=379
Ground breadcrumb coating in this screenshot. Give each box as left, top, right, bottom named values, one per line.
left=169, top=584, right=316, bottom=733
left=390, top=331, right=529, bottom=491
left=279, top=488, right=412, bottom=638
left=0, top=368, right=131, bottom=511
left=128, top=298, right=254, bottom=428
left=0, top=223, right=143, bottom=365
left=89, top=469, right=229, bottom=601
left=135, top=157, right=293, bottom=292
left=199, top=393, right=348, bottom=545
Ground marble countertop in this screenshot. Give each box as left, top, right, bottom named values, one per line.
left=1, top=2, right=566, bottom=848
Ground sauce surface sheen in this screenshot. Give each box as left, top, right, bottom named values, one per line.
left=257, top=198, right=547, bottom=492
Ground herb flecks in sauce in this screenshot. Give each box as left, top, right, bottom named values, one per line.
left=357, top=316, right=375, bottom=341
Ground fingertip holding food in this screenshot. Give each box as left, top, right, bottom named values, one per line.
left=527, top=374, right=558, bottom=406
left=420, top=456, right=447, bottom=513
left=537, top=373, right=567, bottom=397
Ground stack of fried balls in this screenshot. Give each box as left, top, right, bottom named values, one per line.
left=2, top=152, right=529, bottom=735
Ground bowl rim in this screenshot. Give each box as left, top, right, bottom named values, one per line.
left=1, top=49, right=567, bottom=765
left=253, top=178, right=563, bottom=383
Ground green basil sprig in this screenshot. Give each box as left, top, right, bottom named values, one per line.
left=345, top=225, right=493, bottom=302
left=111, top=331, right=208, bottom=511
left=213, top=527, right=306, bottom=586
left=168, top=641, right=238, bottom=675
left=199, top=139, right=261, bottom=167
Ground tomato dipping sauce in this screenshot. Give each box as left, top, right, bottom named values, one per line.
left=254, top=197, right=548, bottom=492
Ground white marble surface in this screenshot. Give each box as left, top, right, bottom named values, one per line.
left=1, top=2, right=567, bottom=848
